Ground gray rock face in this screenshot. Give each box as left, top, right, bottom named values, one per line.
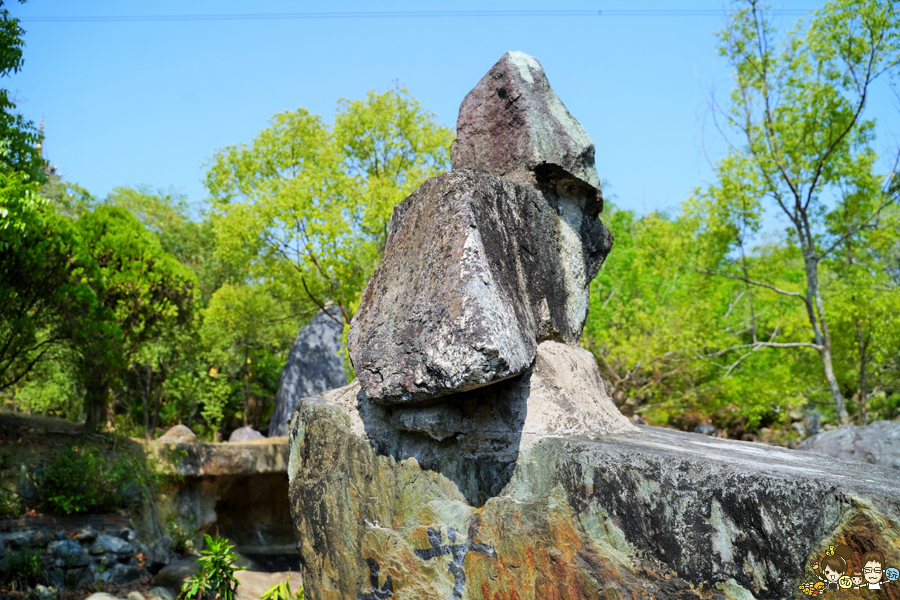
left=288, top=392, right=900, bottom=600
left=268, top=307, right=347, bottom=436
left=145, top=535, right=173, bottom=574
left=156, top=424, right=198, bottom=443
left=228, top=426, right=265, bottom=442
left=304, top=341, right=632, bottom=505
left=452, top=51, right=602, bottom=191
left=797, top=419, right=900, bottom=469
left=349, top=170, right=612, bottom=404
left=349, top=51, right=612, bottom=405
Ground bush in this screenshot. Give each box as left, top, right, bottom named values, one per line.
left=0, top=546, right=46, bottom=589
left=38, top=444, right=158, bottom=515
left=180, top=534, right=244, bottom=600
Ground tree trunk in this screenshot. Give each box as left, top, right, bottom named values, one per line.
left=857, top=319, right=868, bottom=426
left=83, top=378, right=109, bottom=432
left=802, top=241, right=849, bottom=425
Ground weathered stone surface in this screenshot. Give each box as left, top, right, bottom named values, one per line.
left=109, top=562, right=142, bottom=585
left=288, top=389, right=900, bottom=600
left=147, top=587, right=177, bottom=600
left=157, top=440, right=288, bottom=476
left=452, top=51, right=602, bottom=191
left=229, top=426, right=265, bottom=442
left=349, top=170, right=612, bottom=404
left=90, top=533, right=127, bottom=555
left=145, top=535, right=173, bottom=574
left=75, top=525, right=98, bottom=544
left=151, top=558, right=199, bottom=590
left=49, top=539, right=89, bottom=568
left=157, top=424, right=198, bottom=443
left=797, top=419, right=900, bottom=470
left=269, top=307, right=348, bottom=437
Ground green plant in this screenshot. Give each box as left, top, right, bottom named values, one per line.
left=0, top=546, right=46, bottom=589
left=180, top=534, right=245, bottom=600
left=38, top=444, right=160, bottom=515
left=260, top=574, right=303, bottom=600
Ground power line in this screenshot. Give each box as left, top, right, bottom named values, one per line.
left=20, top=9, right=815, bottom=23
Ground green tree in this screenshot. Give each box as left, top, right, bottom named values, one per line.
left=74, top=206, right=196, bottom=430
left=0, top=0, right=43, bottom=182
left=200, top=282, right=298, bottom=432
left=695, top=0, right=900, bottom=423
left=206, top=85, right=453, bottom=335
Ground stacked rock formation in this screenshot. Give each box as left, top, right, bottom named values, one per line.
left=287, top=53, right=900, bottom=600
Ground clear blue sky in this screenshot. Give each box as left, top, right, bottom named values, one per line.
left=7, top=1, right=899, bottom=218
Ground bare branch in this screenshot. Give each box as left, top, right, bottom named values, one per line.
left=694, top=268, right=808, bottom=301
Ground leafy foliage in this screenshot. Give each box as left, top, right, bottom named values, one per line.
left=180, top=534, right=245, bottom=600
left=38, top=444, right=159, bottom=515
left=206, top=85, right=453, bottom=336
left=260, top=574, right=304, bottom=600
left=0, top=545, right=45, bottom=589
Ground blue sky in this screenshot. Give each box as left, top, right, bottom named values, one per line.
left=6, top=1, right=900, bottom=218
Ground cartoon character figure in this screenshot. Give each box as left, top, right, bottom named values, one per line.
left=862, top=550, right=885, bottom=589
left=817, top=545, right=853, bottom=590
left=850, top=569, right=863, bottom=589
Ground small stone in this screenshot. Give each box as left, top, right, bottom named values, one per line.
left=64, top=565, right=93, bottom=587
left=34, top=584, right=55, bottom=600
left=151, top=558, right=199, bottom=590
left=694, top=424, right=718, bottom=436
left=108, top=562, right=142, bottom=584
left=75, top=525, right=98, bottom=543
left=48, top=539, right=89, bottom=567
left=30, top=529, right=54, bottom=547
left=1, top=529, right=34, bottom=550
left=145, top=535, right=173, bottom=574
left=84, top=594, right=120, bottom=600
left=127, top=592, right=147, bottom=600
left=117, top=527, right=137, bottom=543
left=90, top=533, right=127, bottom=555
left=228, top=426, right=265, bottom=442
left=54, top=530, right=67, bottom=540
left=147, top=587, right=177, bottom=600
left=156, top=424, right=198, bottom=443
left=116, top=542, right=136, bottom=562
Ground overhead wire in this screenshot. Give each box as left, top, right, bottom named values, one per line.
left=21, top=9, right=815, bottom=23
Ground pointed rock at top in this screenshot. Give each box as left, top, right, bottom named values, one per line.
left=451, top=51, right=601, bottom=190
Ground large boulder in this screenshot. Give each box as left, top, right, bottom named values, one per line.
left=348, top=51, right=612, bottom=405
left=797, top=419, right=900, bottom=470
left=349, top=170, right=612, bottom=404
left=288, top=391, right=900, bottom=600
left=268, top=307, right=347, bottom=436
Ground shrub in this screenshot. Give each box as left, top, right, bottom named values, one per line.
left=38, top=444, right=158, bottom=515
left=0, top=546, right=46, bottom=589
left=180, top=534, right=244, bottom=600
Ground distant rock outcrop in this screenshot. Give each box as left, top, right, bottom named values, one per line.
left=268, top=308, right=347, bottom=436
left=798, top=419, right=900, bottom=470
